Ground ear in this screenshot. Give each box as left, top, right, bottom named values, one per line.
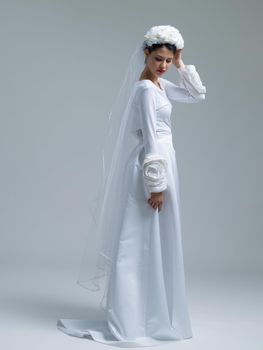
left=144, top=48, right=149, bottom=59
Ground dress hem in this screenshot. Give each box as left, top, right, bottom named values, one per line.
left=57, top=319, right=193, bottom=348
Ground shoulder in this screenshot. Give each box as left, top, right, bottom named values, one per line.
left=132, top=81, right=156, bottom=106
left=134, top=79, right=156, bottom=91
left=132, top=81, right=157, bottom=109
left=134, top=80, right=156, bottom=99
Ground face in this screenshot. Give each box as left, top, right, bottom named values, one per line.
left=144, top=46, right=174, bottom=77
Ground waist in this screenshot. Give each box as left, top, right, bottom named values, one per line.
left=135, top=129, right=173, bottom=144
left=156, top=131, right=173, bottom=143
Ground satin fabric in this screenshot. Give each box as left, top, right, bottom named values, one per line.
left=58, top=133, right=193, bottom=346
left=57, top=68, right=206, bottom=346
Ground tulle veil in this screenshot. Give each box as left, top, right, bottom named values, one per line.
left=76, top=41, right=145, bottom=311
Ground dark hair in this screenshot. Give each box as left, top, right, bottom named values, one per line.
left=144, top=42, right=177, bottom=54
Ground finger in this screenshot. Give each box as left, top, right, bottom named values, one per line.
left=148, top=200, right=154, bottom=208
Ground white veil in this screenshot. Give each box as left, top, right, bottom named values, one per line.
left=76, top=25, right=184, bottom=312
left=76, top=41, right=145, bottom=311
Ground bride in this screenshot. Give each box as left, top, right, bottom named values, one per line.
left=57, top=24, right=207, bottom=347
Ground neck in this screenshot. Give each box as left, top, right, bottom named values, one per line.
left=140, top=68, right=159, bottom=85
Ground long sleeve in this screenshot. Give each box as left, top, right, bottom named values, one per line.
left=162, top=64, right=207, bottom=103
left=137, top=86, right=168, bottom=193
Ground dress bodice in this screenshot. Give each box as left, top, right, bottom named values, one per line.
left=129, top=65, right=207, bottom=193
left=131, top=79, right=172, bottom=137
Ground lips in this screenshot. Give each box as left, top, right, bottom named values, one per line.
left=157, top=70, right=166, bottom=73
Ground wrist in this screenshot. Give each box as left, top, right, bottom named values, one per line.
left=175, top=60, right=185, bottom=69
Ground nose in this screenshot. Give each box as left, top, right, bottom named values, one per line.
left=160, top=62, right=167, bottom=69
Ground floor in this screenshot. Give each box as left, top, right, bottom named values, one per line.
left=1, top=265, right=262, bottom=349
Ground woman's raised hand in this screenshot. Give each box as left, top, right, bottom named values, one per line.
left=172, top=49, right=185, bottom=68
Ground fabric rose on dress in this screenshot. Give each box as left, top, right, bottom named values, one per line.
left=143, top=154, right=168, bottom=193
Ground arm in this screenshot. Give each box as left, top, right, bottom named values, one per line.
left=178, top=64, right=207, bottom=100
left=163, top=63, right=207, bottom=103
left=137, top=86, right=168, bottom=193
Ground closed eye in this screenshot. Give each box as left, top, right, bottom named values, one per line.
left=155, top=58, right=172, bottom=63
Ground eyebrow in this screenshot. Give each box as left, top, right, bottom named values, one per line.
left=155, top=55, right=173, bottom=59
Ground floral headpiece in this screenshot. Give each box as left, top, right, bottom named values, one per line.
left=143, top=25, right=184, bottom=50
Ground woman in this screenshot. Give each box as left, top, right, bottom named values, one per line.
left=57, top=25, right=207, bottom=347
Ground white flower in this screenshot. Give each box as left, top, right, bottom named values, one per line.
left=142, top=154, right=168, bottom=192
left=143, top=25, right=184, bottom=49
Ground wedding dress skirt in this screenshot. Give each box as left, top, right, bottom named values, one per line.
left=57, top=132, right=193, bottom=347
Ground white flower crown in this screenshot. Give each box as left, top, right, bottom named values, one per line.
left=143, top=25, right=184, bottom=50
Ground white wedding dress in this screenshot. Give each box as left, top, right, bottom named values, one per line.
left=57, top=65, right=206, bottom=347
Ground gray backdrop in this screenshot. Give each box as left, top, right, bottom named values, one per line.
left=0, top=1, right=262, bottom=349
left=1, top=0, right=262, bottom=274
